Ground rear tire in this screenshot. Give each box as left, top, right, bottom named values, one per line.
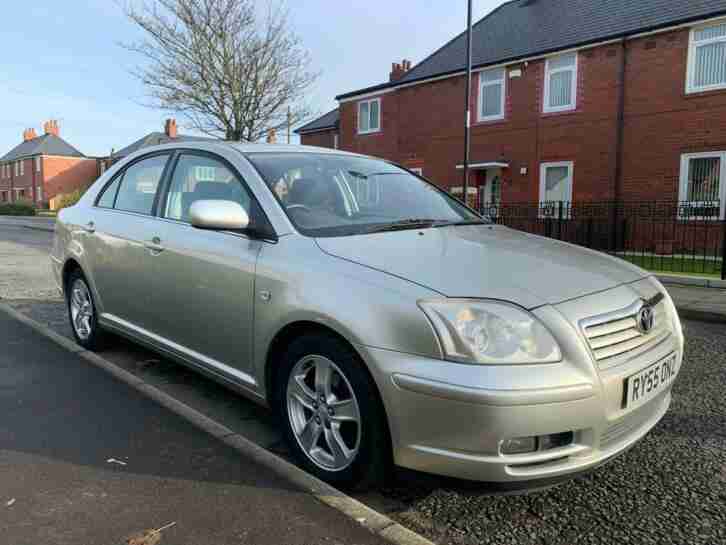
left=66, top=269, right=107, bottom=351
left=275, top=332, right=389, bottom=490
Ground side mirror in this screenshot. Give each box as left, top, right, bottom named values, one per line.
left=190, top=200, right=249, bottom=231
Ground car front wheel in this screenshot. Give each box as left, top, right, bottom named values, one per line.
left=276, top=333, right=389, bottom=489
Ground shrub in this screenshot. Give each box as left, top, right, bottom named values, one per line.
left=0, top=203, right=36, bottom=216
left=56, top=189, right=85, bottom=211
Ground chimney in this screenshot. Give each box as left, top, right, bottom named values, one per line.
left=266, top=128, right=277, bottom=144
left=389, top=59, right=412, bottom=82
left=43, top=120, right=59, bottom=137
left=23, top=128, right=37, bottom=142
left=164, top=118, right=178, bottom=138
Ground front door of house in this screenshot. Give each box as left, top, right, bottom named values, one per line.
left=479, top=168, right=502, bottom=216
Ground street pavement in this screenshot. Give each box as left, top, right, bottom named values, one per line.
left=0, top=310, right=387, bottom=545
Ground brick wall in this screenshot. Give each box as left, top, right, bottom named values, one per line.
left=621, top=28, right=726, bottom=202
left=41, top=157, right=99, bottom=201
left=300, top=130, right=338, bottom=149
left=0, top=159, right=34, bottom=203
left=336, top=26, right=726, bottom=208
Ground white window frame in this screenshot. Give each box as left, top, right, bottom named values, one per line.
left=14, top=162, right=18, bottom=177
left=36, top=185, right=43, bottom=202
left=35, top=157, right=41, bottom=172
left=679, top=152, right=726, bottom=220
left=539, top=161, right=574, bottom=216
left=357, top=98, right=381, bottom=135
left=477, top=68, right=506, bottom=121
left=333, top=133, right=339, bottom=149
left=543, top=53, right=578, bottom=113
left=19, top=160, right=24, bottom=176
left=687, top=21, right=726, bottom=94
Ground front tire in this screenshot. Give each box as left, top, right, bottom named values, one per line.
left=66, top=269, right=107, bottom=351
left=275, top=333, right=389, bottom=489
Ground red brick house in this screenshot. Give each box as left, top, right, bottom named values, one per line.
left=0, top=121, right=100, bottom=206
left=295, top=108, right=340, bottom=150
left=299, top=0, right=726, bottom=220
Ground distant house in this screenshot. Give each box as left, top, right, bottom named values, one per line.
left=105, top=119, right=216, bottom=169
left=0, top=120, right=100, bottom=206
left=294, top=108, right=340, bottom=150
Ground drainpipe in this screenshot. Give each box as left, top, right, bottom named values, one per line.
left=611, top=39, right=628, bottom=251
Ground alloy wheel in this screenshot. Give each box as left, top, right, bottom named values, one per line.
left=70, top=278, right=94, bottom=341
left=286, top=355, right=361, bottom=471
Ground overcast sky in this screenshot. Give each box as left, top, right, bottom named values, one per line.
left=0, top=1, right=502, bottom=157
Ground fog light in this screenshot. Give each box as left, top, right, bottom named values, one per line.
left=540, top=431, right=574, bottom=450
left=500, top=436, right=537, bottom=455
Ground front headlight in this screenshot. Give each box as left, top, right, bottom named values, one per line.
left=418, top=299, right=562, bottom=365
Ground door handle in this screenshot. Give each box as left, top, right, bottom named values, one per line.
left=83, top=221, right=95, bottom=234
left=144, top=236, right=165, bottom=253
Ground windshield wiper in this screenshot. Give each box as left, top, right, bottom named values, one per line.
left=433, top=219, right=492, bottom=228
left=365, top=218, right=445, bottom=233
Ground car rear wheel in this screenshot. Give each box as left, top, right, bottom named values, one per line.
left=276, top=333, right=389, bottom=489
left=66, top=269, right=106, bottom=351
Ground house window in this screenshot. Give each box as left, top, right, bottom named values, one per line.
left=543, top=53, right=578, bottom=113
left=679, top=152, right=726, bottom=219
left=539, top=162, right=574, bottom=214
left=14, top=162, right=18, bottom=177
left=478, top=67, right=506, bottom=121
left=36, top=185, right=43, bottom=202
left=410, top=167, right=423, bottom=176
left=35, top=157, right=41, bottom=172
left=357, top=98, right=381, bottom=134
left=19, top=160, right=24, bottom=176
left=333, top=134, right=339, bottom=149
left=687, top=22, right=726, bottom=94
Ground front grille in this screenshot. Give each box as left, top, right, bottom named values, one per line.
left=581, top=298, right=671, bottom=367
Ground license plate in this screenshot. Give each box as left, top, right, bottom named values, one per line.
left=624, top=353, right=678, bottom=410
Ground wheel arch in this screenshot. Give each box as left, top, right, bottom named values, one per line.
left=61, top=257, right=84, bottom=295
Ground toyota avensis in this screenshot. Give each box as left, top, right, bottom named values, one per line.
left=51, top=142, right=684, bottom=489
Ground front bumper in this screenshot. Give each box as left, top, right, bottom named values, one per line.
left=357, top=278, right=683, bottom=485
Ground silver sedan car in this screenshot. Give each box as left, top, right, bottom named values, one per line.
left=51, top=142, right=684, bottom=489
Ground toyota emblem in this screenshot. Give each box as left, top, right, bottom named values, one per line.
left=637, top=305, right=655, bottom=334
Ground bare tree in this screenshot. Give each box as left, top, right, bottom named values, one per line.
left=120, top=0, right=318, bottom=141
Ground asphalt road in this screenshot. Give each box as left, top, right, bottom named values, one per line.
left=0, top=311, right=387, bottom=545
left=0, top=223, right=57, bottom=300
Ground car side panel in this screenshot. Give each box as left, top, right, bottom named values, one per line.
left=252, top=236, right=442, bottom=394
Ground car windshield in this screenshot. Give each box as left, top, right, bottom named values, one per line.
left=246, top=152, right=485, bottom=237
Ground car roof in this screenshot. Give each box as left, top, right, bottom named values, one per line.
left=120, top=140, right=364, bottom=159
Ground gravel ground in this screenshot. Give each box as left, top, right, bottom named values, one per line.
left=381, top=320, right=726, bottom=545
